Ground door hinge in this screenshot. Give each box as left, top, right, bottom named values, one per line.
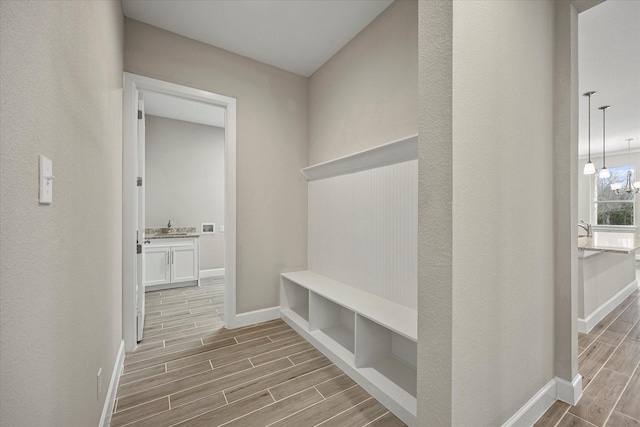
left=138, top=110, right=142, bottom=120
left=137, top=244, right=142, bottom=254
left=137, top=177, right=142, bottom=187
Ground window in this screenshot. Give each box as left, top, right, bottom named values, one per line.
left=594, top=165, right=635, bottom=226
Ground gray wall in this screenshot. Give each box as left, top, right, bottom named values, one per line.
left=125, top=18, right=308, bottom=313
left=145, top=115, right=225, bottom=270
left=0, top=1, right=124, bottom=425
left=308, top=0, right=417, bottom=165
left=418, top=0, right=565, bottom=425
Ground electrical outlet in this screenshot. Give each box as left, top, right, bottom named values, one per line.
left=97, top=368, right=102, bottom=400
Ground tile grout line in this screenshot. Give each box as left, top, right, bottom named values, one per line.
left=602, top=360, right=639, bottom=426
left=314, top=396, right=374, bottom=427
left=217, top=386, right=315, bottom=427
left=264, top=384, right=359, bottom=427
left=580, top=314, right=635, bottom=394
left=362, top=411, right=391, bottom=427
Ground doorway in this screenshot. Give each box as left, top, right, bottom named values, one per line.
left=122, top=73, right=237, bottom=352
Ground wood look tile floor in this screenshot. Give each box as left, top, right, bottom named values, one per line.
left=534, top=287, right=640, bottom=427
left=111, top=279, right=405, bottom=427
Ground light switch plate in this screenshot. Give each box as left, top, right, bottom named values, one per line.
left=39, top=155, right=53, bottom=204
left=219, top=225, right=224, bottom=233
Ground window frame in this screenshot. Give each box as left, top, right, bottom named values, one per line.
left=591, top=164, right=637, bottom=230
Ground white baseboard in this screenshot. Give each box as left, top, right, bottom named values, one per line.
left=226, top=306, right=280, bottom=329
left=502, top=374, right=583, bottom=427
left=200, top=268, right=225, bottom=278
left=99, top=340, right=125, bottom=427
left=578, top=280, right=638, bottom=333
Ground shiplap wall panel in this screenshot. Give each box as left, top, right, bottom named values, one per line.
left=308, top=160, right=418, bottom=309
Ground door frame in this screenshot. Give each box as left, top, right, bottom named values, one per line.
left=122, top=73, right=237, bottom=352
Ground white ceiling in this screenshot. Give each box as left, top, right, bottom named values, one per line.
left=579, top=0, right=640, bottom=157
left=121, top=0, right=394, bottom=77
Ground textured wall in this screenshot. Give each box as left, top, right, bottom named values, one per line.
left=450, top=1, right=556, bottom=424
left=145, top=116, right=225, bottom=270
left=418, top=0, right=561, bottom=425
left=308, top=0, right=417, bottom=165
left=125, top=18, right=308, bottom=313
left=0, top=1, right=124, bottom=425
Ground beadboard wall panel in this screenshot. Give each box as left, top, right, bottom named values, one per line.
left=308, top=160, right=418, bottom=309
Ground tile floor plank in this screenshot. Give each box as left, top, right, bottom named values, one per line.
left=604, top=339, right=640, bottom=377
left=569, top=368, right=629, bottom=426
left=223, top=388, right=324, bottom=427
left=316, top=396, right=388, bottom=427
left=615, top=368, right=640, bottom=421
left=533, top=400, right=570, bottom=427
left=112, top=282, right=406, bottom=426
left=606, top=411, right=640, bottom=427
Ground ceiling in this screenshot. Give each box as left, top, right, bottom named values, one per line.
left=122, top=0, right=394, bottom=77
left=125, top=0, right=638, bottom=154
left=579, top=0, right=640, bottom=157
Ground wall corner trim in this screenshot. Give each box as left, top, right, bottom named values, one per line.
left=301, top=134, right=418, bottom=181
left=501, top=375, right=583, bottom=427
left=99, top=340, right=125, bottom=427
left=556, top=374, right=583, bottom=405
left=578, top=280, right=638, bottom=333
left=226, top=306, right=280, bottom=329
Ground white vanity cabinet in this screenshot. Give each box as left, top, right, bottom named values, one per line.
left=144, top=237, right=199, bottom=289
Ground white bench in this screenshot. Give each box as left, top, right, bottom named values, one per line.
left=280, top=270, right=417, bottom=426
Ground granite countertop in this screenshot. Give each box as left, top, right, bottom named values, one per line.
left=146, top=227, right=200, bottom=239
left=578, top=232, right=640, bottom=254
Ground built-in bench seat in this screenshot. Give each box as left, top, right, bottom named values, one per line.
left=280, top=270, right=417, bottom=426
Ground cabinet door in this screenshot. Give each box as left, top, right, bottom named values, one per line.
left=144, top=246, right=170, bottom=286
left=171, top=244, right=198, bottom=283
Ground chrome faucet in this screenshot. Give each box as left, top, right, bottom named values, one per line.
left=167, top=219, right=172, bottom=229
left=578, top=220, right=592, bottom=237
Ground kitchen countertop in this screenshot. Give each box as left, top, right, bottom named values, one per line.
left=578, top=232, right=640, bottom=254
left=146, top=227, right=200, bottom=239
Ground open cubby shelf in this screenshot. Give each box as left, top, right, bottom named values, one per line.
left=280, top=270, right=417, bottom=427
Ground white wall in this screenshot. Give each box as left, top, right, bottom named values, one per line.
left=0, top=1, right=124, bottom=425
left=308, top=160, right=418, bottom=309
left=125, top=19, right=308, bottom=313
left=578, top=151, right=640, bottom=228
left=308, top=0, right=417, bottom=165
left=145, top=115, right=225, bottom=269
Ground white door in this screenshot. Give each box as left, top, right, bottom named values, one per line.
left=144, top=246, right=170, bottom=286
left=136, top=95, right=146, bottom=342
left=171, top=245, right=199, bottom=283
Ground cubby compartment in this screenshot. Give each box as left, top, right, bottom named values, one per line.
left=309, top=293, right=355, bottom=362
left=281, top=277, right=309, bottom=326
left=356, top=315, right=417, bottom=403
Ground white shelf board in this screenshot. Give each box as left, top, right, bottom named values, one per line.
left=291, top=305, right=309, bottom=322
left=300, top=134, right=418, bottom=181
left=282, top=271, right=417, bottom=341
left=359, top=358, right=417, bottom=416
left=281, top=308, right=309, bottom=329
left=365, top=356, right=417, bottom=398
left=281, top=307, right=416, bottom=426
left=318, top=325, right=355, bottom=354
